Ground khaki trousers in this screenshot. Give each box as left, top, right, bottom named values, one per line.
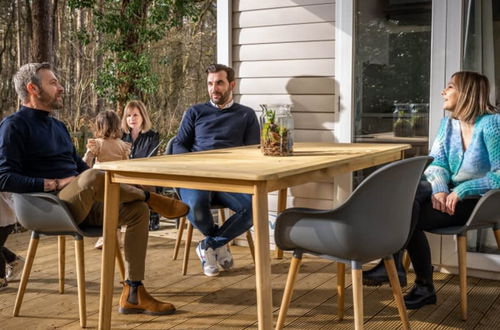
left=58, top=169, right=149, bottom=281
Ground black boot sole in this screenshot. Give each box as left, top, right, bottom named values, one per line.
left=363, top=275, right=407, bottom=287
left=405, top=294, right=437, bottom=309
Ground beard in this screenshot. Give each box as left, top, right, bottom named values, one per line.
left=37, top=89, right=64, bottom=110
left=211, top=90, right=231, bottom=105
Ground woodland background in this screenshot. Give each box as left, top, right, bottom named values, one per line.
left=0, top=0, right=216, bottom=153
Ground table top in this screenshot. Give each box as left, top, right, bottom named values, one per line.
left=94, top=142, right=410, bottom=182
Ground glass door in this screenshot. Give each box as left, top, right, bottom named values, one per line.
left=352, top=0, right=432, bottom=184
left=462, top=0, right=500, bottom=257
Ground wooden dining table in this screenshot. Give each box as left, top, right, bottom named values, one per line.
left=94, top=142, right=410, bottom=329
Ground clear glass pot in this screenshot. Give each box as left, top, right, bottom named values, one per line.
left=259, top=104, right=294, bottom=156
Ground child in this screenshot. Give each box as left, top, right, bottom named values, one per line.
left=83, top=110, right=131, bottom=249
left=83, top=110, right=131, bottom=167
left=0, top=192, right=24, bottom=290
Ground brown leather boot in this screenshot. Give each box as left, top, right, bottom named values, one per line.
left=147, top=192, right=189, bottom=219
left=119, top=282, right=176, bottom=315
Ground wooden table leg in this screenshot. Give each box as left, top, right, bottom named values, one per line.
left=275, top=188, right=287, bottom=259
left=253, top=182, right=273, bottom=330
left=98, top=173, right=120, bottom=330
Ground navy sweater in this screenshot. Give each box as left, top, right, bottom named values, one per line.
left=0, top=106, right=89, bottom=193
left=172, top=102, right=260, bottom=154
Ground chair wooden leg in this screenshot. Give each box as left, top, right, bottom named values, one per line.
left=493, top=229, right=500, bottom=250
left=402, top=250, right=411, bottom=272
left=182, top=222, right=194, bottom=275
left=275, top=188, right=287, bottom=259
left=115, top=238, right=125, bottom=281
left=13, top=235, right=39, bottom=316
left=173, top=216, right=187, bottom=260
left=351, top=264, right=364, bottom=330
left=246, top=231, right=256, bottom=262
left=337, top=262, right=345, bottom=321
left=276, top=254, right=302, bottom=330
left=457, top=235, right=468, bottom=321
left=384, top=257, right=410, bottom=330
left=75, top=238, right=87, bottom=328
left=58, top=236, right=65, bottom=294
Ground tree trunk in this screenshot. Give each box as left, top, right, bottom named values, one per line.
left=31, top=0, right=53, bottom=63
left=24, top=0, right=32, bottom=63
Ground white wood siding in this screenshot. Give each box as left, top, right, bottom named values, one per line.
left=231, top=0, right=336, bottom=211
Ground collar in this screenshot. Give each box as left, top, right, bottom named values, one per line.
left=19, top=105, right=51, bottom=118
left=210, top=99, right=234, bottom=110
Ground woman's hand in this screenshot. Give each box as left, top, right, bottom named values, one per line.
left=431, top=192, right=448, bottom=213
left=445, top=191, right=460, bottom=215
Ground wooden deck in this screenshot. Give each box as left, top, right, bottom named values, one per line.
left=1, top=226, right=500, bottom=329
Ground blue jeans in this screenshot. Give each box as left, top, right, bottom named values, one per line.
left=178, top=188, right=253, bottom=250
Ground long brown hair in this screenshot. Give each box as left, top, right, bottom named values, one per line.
left=94, top=110, right=123, bottom=139
left=451, top=71, right=498, bottom=123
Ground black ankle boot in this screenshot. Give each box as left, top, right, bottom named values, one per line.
left=149, top=212, right=160, bottom=231
left=404, top=280, right=436, bottom=309
left=362, top=251, right=407, bottom=287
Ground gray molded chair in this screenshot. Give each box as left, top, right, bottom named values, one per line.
left=11, top=192, right=125, bottom=328
left=274, top=156, right=432, bottom=330
left=165, top=137, right=255, bottom=275
left=425, top=189, right=500, bottom=321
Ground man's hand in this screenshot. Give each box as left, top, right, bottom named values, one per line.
left=43, top=176, right=76, bottom=192
left=445, top=191, right=460, bottom=215
left=431, top=192, right=448, bottom=213
left=57, top=176, right=76, bottom=190
left=43, top=179, right=58, bottom=191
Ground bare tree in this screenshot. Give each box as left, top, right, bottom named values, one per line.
left=31, top=0, right=53, bottom=63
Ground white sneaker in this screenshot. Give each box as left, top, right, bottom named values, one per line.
left=94, top=230, right=122, bottom=250
left=6, top=256, right=25, bottom=281
left=215, top=245, right=234, bottom=270
left=94, top=236, right=104, bottom=249
left=196, top=243, right=219, bottom=277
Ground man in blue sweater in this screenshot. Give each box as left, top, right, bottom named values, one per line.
left=172, top=64, right=260, bottom=277
left=0, top=63, right=189, bottom=315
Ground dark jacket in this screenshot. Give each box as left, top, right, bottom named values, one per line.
left=122, top=130, right=160, bottom=159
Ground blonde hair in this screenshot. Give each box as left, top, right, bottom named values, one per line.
left=95, top=110, right=123, bottom=139
left=451, top=71, right=498, bottom=123
left=121, top=100, right=152, bottom=133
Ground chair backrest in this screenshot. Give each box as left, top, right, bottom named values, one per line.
left=276, top=156, right=432, bottom=262
left=465, top=189, right=500, bottom=229
left=165, top=137, right=175, bottom=155
left=12, top=192, right=94, bottom=237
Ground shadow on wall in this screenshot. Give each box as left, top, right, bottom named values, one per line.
left=285, top=76, right=339, bottom=142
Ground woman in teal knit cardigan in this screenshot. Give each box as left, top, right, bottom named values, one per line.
left=364, top=71, right=500, bottom=309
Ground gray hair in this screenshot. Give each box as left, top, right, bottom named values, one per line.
left=13, top=62, right=52, bottom=103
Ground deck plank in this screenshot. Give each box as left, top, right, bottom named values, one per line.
left=1, top=230, right=500, bottom=329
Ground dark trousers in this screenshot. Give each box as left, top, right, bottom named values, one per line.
left=406, top=181, right=478, bottom=283
left=0, top=224, right=16, bottom=278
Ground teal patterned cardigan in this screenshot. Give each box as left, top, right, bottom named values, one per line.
left=424, top=114, right=500, bottom=199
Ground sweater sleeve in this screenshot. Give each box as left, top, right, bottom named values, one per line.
left=0, top=118, right=44, bottom=192
left=172, top=109, right=195, bottom=154
left=424, top=118, right=452, bottom=194
left=453, top=115, right=500, bottom=198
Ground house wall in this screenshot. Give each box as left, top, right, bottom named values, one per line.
left=230, top=0, right=337, bottom=212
